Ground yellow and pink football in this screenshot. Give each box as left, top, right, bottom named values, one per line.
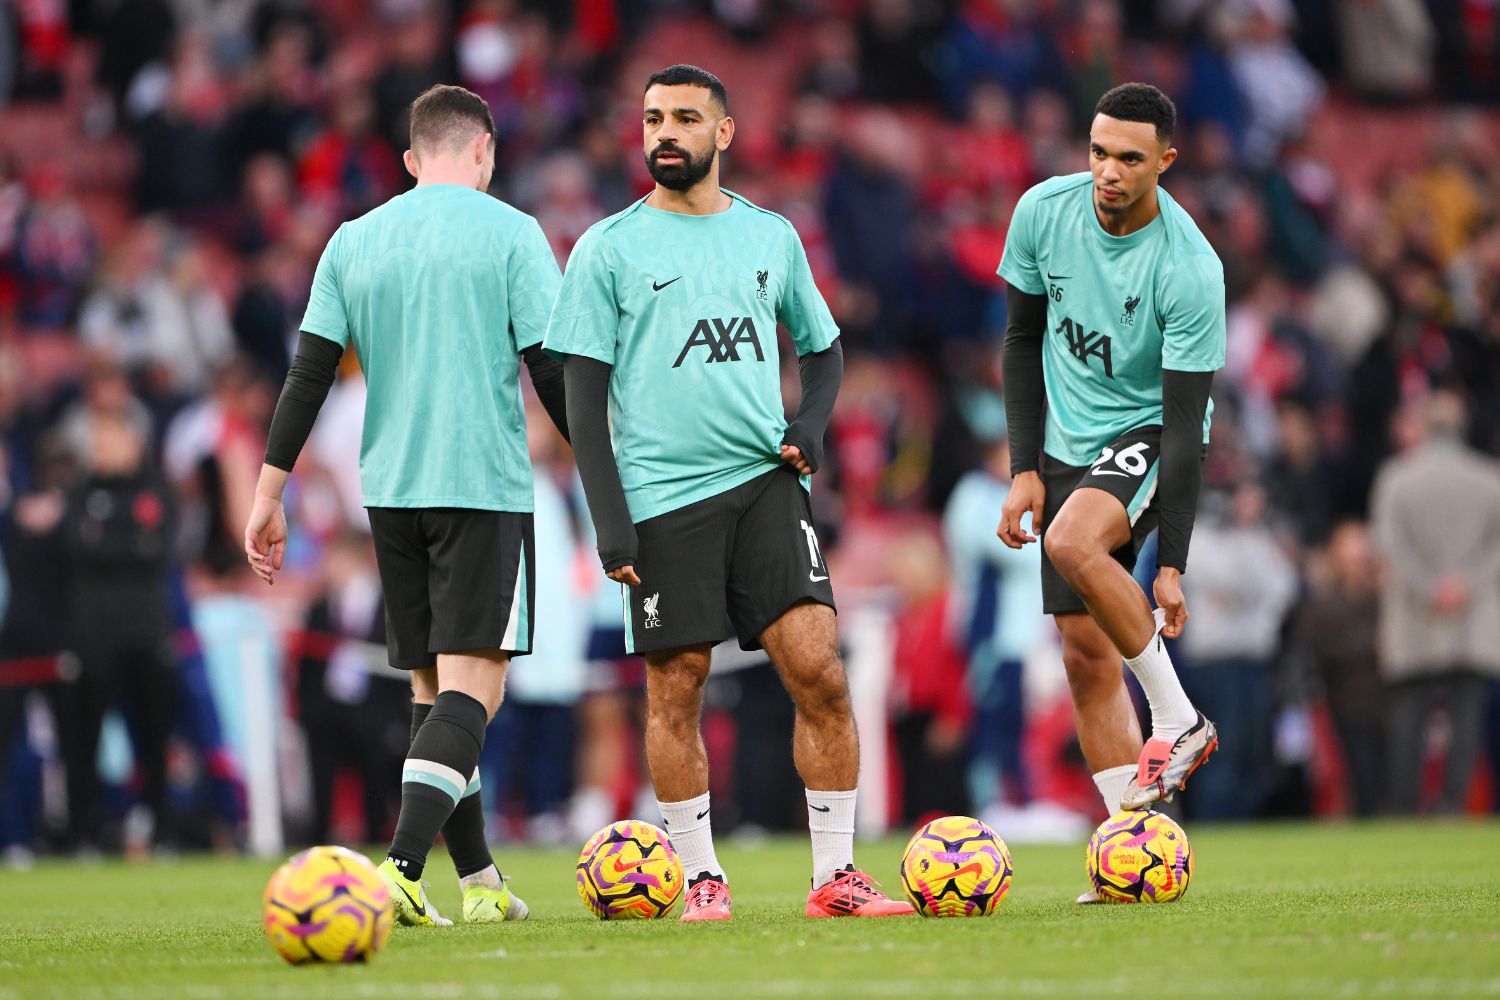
left=899, top=815, right=1014, bottom=917
left=263, top=845, right=393, bottom=964
left=576, top=820, right=684, bottom=919
left=1086, top=810, right=1193, bottom=903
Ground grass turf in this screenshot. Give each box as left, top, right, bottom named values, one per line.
left=4, top=821, right=1499, bottom=999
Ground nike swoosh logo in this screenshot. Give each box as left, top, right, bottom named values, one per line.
left=1047, top=272, right=1070, bottom=280
left=652, top=276, right=682, bottom=292
left=809, top=804, right=831, bottom=813
left=696, top=808, right=710, bottom=820
left=610, top=858, right=649, bottom=875
left=809, top=572, right=829, bottom=583
left=394, top=881, right=425, bottom=915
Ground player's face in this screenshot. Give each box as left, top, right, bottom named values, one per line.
left=1088, top=114, right=1177, bottom=217
left=643, top=84, right=731, bottom=191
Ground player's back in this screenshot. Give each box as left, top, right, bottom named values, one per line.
left=305, top=185, right=561, bottom=512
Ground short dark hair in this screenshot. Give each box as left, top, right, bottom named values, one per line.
left=1094, top=82, right=1176, bottom=142
left=644, top=64, right=729, bottom=116
left=408, top=84, right=496, bottom=154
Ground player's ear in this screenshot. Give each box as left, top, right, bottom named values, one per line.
left=403, top=148, right=420, bottom=180
left=1158, top=145, right=1177, bottom=174
left=717, top=114, right=735, bottom=152
left=476, top=133, right=492, bottom=163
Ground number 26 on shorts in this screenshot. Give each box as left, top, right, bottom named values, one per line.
left=1090, top=441, right=1150, bottom=478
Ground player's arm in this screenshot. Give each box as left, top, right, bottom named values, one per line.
left=509, top=219, right=569, bottom=442
left=521, top=344, right=569, bottom=443
left=779, top=340, right=842, bottom=476
left=776, top=226, right=843, bottom=476
left=1154, top=250, right=1228, bottom=637
left=248, top=227, right=349, bottom=585
left=994, top=186, right=1048, bottom=549
left=998, top=285, right=1048, bottom=548
left=248, top=331, right=344, bottom=584
left=1152, top=369, right=1213, bottom=638
left=563, top=355, right=638, bottom=584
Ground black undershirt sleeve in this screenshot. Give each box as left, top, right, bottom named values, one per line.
left=563, top=355, right=637, bottom=572
left=779, top=339, right=843, bottom=474
left=1002, top=285, right=1049, bottom=476
left=1156, top=369, right=1215, bottom=573
left=264, top=331, right=343, bottom=472
left=521, top=343, right=569, bottom=443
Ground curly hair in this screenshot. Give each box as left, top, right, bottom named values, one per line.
left=1094, top=83, right=1176, bottom=142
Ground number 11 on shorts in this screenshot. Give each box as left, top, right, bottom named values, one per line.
left=800, top=520, right=829, bottom=583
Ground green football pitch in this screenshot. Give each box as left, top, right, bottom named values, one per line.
left=5, top=821, right=1498, bottom=1000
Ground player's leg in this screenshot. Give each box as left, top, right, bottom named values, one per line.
left=1042, top=445, right=1213, bottom=808
left=425, top=509, right=533, bottom=922
left=1055, top=611, right=1142, bottom=811
left=405, top=666, right=515, bottom=920
left=728, top=469, right=909, bottom=917
left=643, top=642, right=732, bottom=920
left=624, top=492, right=737, bottom=920
left=757, top=602, right=912, bottom=917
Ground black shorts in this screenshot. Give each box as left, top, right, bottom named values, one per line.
left=368, top=507, right=535, bottom=669
left=1039, top=426, right=1163, bottom=617
left=623, top=466, right=836, bottom=655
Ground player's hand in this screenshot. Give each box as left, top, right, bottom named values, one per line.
left=1154, top=567, right=1188, bottom=639
left=998, top=471, right=1046, bottom=548
left=779, top=444, right=811, bottom=475
left=607, top=564, right=642, bottom=587
left=244, top=494, right=288, bottom=585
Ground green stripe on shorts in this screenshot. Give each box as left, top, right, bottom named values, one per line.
left=1126, top=461, right=1161, bottom=525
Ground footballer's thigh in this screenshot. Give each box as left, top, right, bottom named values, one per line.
left=727, top=466, right=837, bottom=652
left=368, top=507, right=437, bottom=670
left=624, top=491, right=737, bottom=655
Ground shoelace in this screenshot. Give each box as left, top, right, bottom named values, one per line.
left=827, top=869, right=883, bottom=901
left=688, top=880, right=725, bottom=908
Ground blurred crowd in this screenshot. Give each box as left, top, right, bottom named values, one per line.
left=2, top=0, right=1500, bottom=862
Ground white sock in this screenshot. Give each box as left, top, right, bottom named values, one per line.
left=1093, top=765, right=1135, bottom=816
left=806, top=788, right=856, bottom=889
left=1124, top=614, right=1198, bottom=743
left=459, top=863, right=501, bottom=891
left=657, top=793, right=724, bottom=882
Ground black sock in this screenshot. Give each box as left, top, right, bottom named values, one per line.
left=409, top=701, right=432, bottom=745
left=387, top=690, right=487, bottom=882
left=409, top=699, right=497, bottom=880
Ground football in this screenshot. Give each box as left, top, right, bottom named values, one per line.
left=899, top=815, right=1014, bottom=917
left=262, top=845, right=393, bottom=964
left=1086, top=810, right=1193, bottom=903
left=576, top=820, right=684, bottom=919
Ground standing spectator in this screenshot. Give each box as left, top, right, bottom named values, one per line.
left=295, top=533, right=406, bottom=845
left=942, top=438, right=1043, bottom=816
left=1178, top=482, right=1298, bottom=820
left=888, top=532, right=972, bottom=824
left=297, top=87, right=402, bottom=222
left=12, top=165, right=95, bottom=330
left=58, top=411, right=178, bottom=853
left=1222, top=0, right=1326, bottom=168
left=1336, top=0, right=1436, bottom=102
left=1297, top=520, right=1386, bottom=816
left=0, top=436, right=75, bottom=861
left=1371, top=392, right=1500, bottom=815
